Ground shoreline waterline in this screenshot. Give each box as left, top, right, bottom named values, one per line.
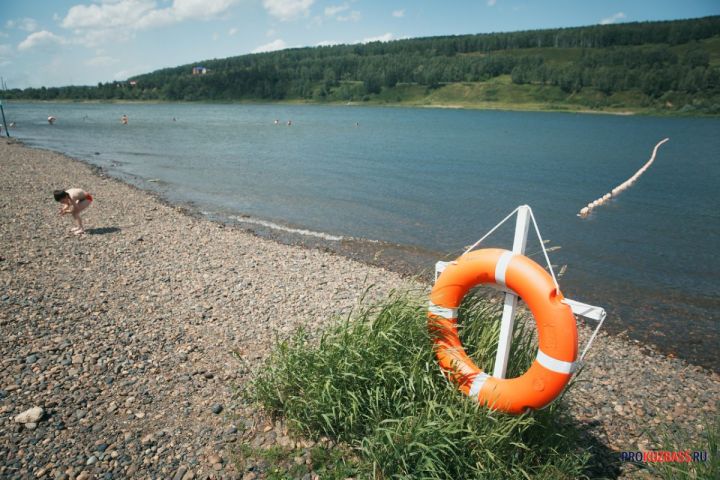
left=6, top=102, right=719, bottom=368
left=12, top=97, right=720, bottom=118
left=7, top=135, right=716, bottom=373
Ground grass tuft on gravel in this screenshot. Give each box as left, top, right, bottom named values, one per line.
left=249, top=291, right=593, bottom=478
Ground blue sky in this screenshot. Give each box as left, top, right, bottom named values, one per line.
left=1, top=0, right=719, bottom=89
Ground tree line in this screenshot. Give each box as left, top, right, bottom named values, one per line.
left=5, top=16, right=720, bottom=111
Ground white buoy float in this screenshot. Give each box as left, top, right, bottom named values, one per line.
left=578, top=138, right=669, bottom=217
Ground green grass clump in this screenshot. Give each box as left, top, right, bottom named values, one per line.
left=250, top=291, right=592, bottom=479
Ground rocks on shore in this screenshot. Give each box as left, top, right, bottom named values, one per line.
left=14, top=406, right=44, bottom=424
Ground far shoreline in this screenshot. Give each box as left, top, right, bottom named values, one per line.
left=6, top=97, right=720, bottom=118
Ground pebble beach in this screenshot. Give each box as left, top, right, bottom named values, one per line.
left=1, top=137, right=718, bottom=479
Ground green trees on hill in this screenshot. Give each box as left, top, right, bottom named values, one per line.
left=508, top=44, right=719, bottom=98
left=5, top=16, right=720, bottom=113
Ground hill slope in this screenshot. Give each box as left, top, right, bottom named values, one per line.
left=7, top=16, right=720, bottom=115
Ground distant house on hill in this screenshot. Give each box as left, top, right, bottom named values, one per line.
left=192, top=66, right=208, bottom=75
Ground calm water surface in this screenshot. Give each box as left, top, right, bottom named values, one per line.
left=5, top=102, right=719, bottom=370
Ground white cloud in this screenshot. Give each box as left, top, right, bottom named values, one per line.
left=252, top=38, right=287, bottom=53
left=85, top=55, right=119, bottom=67
left=62, top=0, right=156, bottom=29
left=6, top=18, right=39, bottom=32
left=262, top=0, right=315, bottom=21
left=62, top=0, right=243, bottom=38
left=113, top=65, right=151, bottom=81
left=172, top=0, right=240, bottom=19
left=324, top=3, right=358, bottom=22
left=229, top=27, right=238, bottom=36
left=487, top=0, right=497, bottom=6
left=600, top=12, right=626, bottom=25
left=324, top=3, right=349, bottom=16
left=316, top=40, right=340, bottom=46
left=18, top=30, right=66, bottom=51
left=392, top=9, right=404, bottom=18
left=362, top=32, right=393, bottom=43
left=337, top=11, right=360, bottom=22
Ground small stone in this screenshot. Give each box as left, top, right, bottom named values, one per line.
left=211, top=404, right=223, bottom=415
left=15, top=406, right=44, bottom=424
left=76, top=472, right=90, bottom=480
left=141, top=433, right=155, bottom=446
left=173, top=466, right=188, bottom=480
left=26, top=354, right=39, bottom=364
left=87, top=456, right=98, bottom=466
left=24, top=422, right=38, bottom=430
left=212, top=463, right=222, bottom=471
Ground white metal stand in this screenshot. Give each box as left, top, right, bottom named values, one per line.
left=493, top=205, right=530, bottom=378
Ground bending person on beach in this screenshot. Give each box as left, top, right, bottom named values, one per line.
left=54, top=188, right=93, bottom=235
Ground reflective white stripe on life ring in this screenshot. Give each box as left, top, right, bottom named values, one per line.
left=469, top=372, right=490, bottom=397
left=494, top=251, right=515, bottom=288
left=428, top=302, right=457, bottom=319
left=536, top=350, right=575, bottom=374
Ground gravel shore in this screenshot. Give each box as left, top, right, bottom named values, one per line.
left=1, top=138, right=718, bottom=479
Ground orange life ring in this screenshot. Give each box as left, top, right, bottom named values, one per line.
left=428, top=248, right=577, bottom=414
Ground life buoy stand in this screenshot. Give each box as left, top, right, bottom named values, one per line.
left=428, top=248, right=577, bottom=414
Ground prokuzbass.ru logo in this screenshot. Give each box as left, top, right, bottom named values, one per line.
left=620, top=450, right=709, bottom=463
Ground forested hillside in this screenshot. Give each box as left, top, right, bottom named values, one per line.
left=7, top=16, right=720, bottom=114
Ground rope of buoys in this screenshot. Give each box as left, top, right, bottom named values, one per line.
left=578, top=138, right=669, bottom=217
